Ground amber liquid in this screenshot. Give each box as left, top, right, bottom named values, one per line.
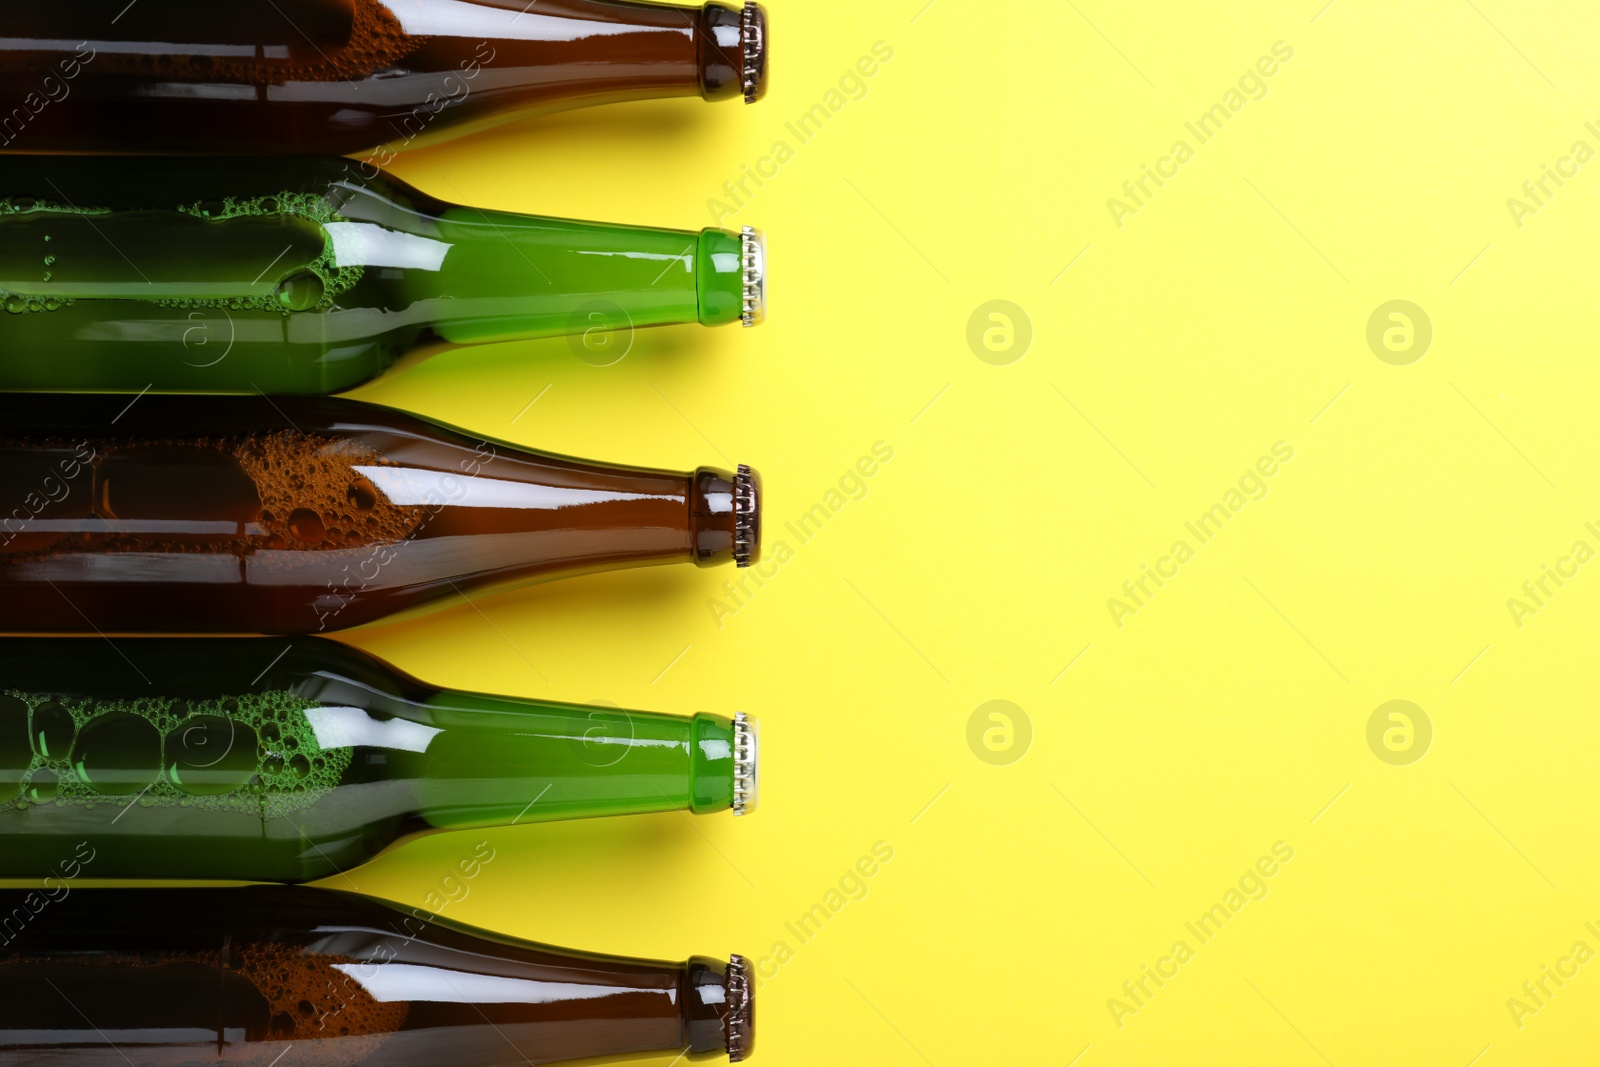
left=0, top=885, right=749, bottom=1065
left=0, top=394, right=754, bottom=633
left=0, top=0, right=759, bottom=156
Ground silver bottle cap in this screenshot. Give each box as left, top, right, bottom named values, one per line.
left=732, top=711, right=758, bottom=816
left=732, top=463, right=760, bottom=567
left=741, top=225, right=765, bottom=327
left=741, top=3, right=766, bottom=104
left=726, top=953, right=754, bottom=1061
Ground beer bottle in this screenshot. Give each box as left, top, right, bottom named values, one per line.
left=0, top=155, right=765, bottom=394
left=0, top=884, right=755, bottom=1064
left=0, top=394, right=763, bottom=632
left=0, top=0, right=769, bottom=156
left=0, top=636, right=758, bottom=881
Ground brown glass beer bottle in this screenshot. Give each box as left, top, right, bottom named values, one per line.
left=0, top=394, right=762, bottom=633
left=0, top=0, right=769, bottom=156
left=0, top=884, right=755, bottom=1064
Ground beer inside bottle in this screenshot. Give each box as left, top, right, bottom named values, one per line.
left=0, top=636, right=757, bottom=881
left=0, top=394, right=763, bottom=633
left=0, top=885, right=755, bottom=1064
left=0, top=0, right=769, bottom=156
left=0, top=155, right=765, bottom=394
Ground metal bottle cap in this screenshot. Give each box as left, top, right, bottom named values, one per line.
left=732, top=463, right=761, bottom=567
left=741, top=225, right=765, bottom=327
left=726, top=953, right=755, bottom=1061
left=741, top=3, right=767, bottom=103
left=732, top=711, right=758, bottom=816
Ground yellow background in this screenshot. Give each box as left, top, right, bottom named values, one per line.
left=50, top=0, right=1600, bottom=1062
left=362, top=0, right=1600, bottom=1062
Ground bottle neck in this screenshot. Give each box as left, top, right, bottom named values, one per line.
left=0, top=4, right=768, bottom=155
left=408, top=699, right=742, bottom=829
left=0, top=885, right=754, bottom=1064
left=399, top=453, right=758, bottom=572
left=305, top=457, right=758, bottom=631
left=423, top=212, right=746, bottom=343
left=381, top=0, right=763, bottom=104
left=365, top=901, right=755, bottom=1063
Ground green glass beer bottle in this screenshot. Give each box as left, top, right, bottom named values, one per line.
left=0, top=884, right=755, bottom=1064
left=0, top=155, right=765, bottom=394
left=0, top=393, right=763, bottom=633
left=0, top=636, right=758, bottom=882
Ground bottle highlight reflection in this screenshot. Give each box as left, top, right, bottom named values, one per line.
left=0, top=636, right=758, bottom=881
left=0, top=156, right=764, bottom=395
left=0, top=885, right=755, bottom=1064
left=0, top=0, right=770, bottom=156
left=0, top=394, right=763, bottom=633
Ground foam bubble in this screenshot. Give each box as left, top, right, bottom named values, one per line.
left=1, top=688, right=354, bottom=817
